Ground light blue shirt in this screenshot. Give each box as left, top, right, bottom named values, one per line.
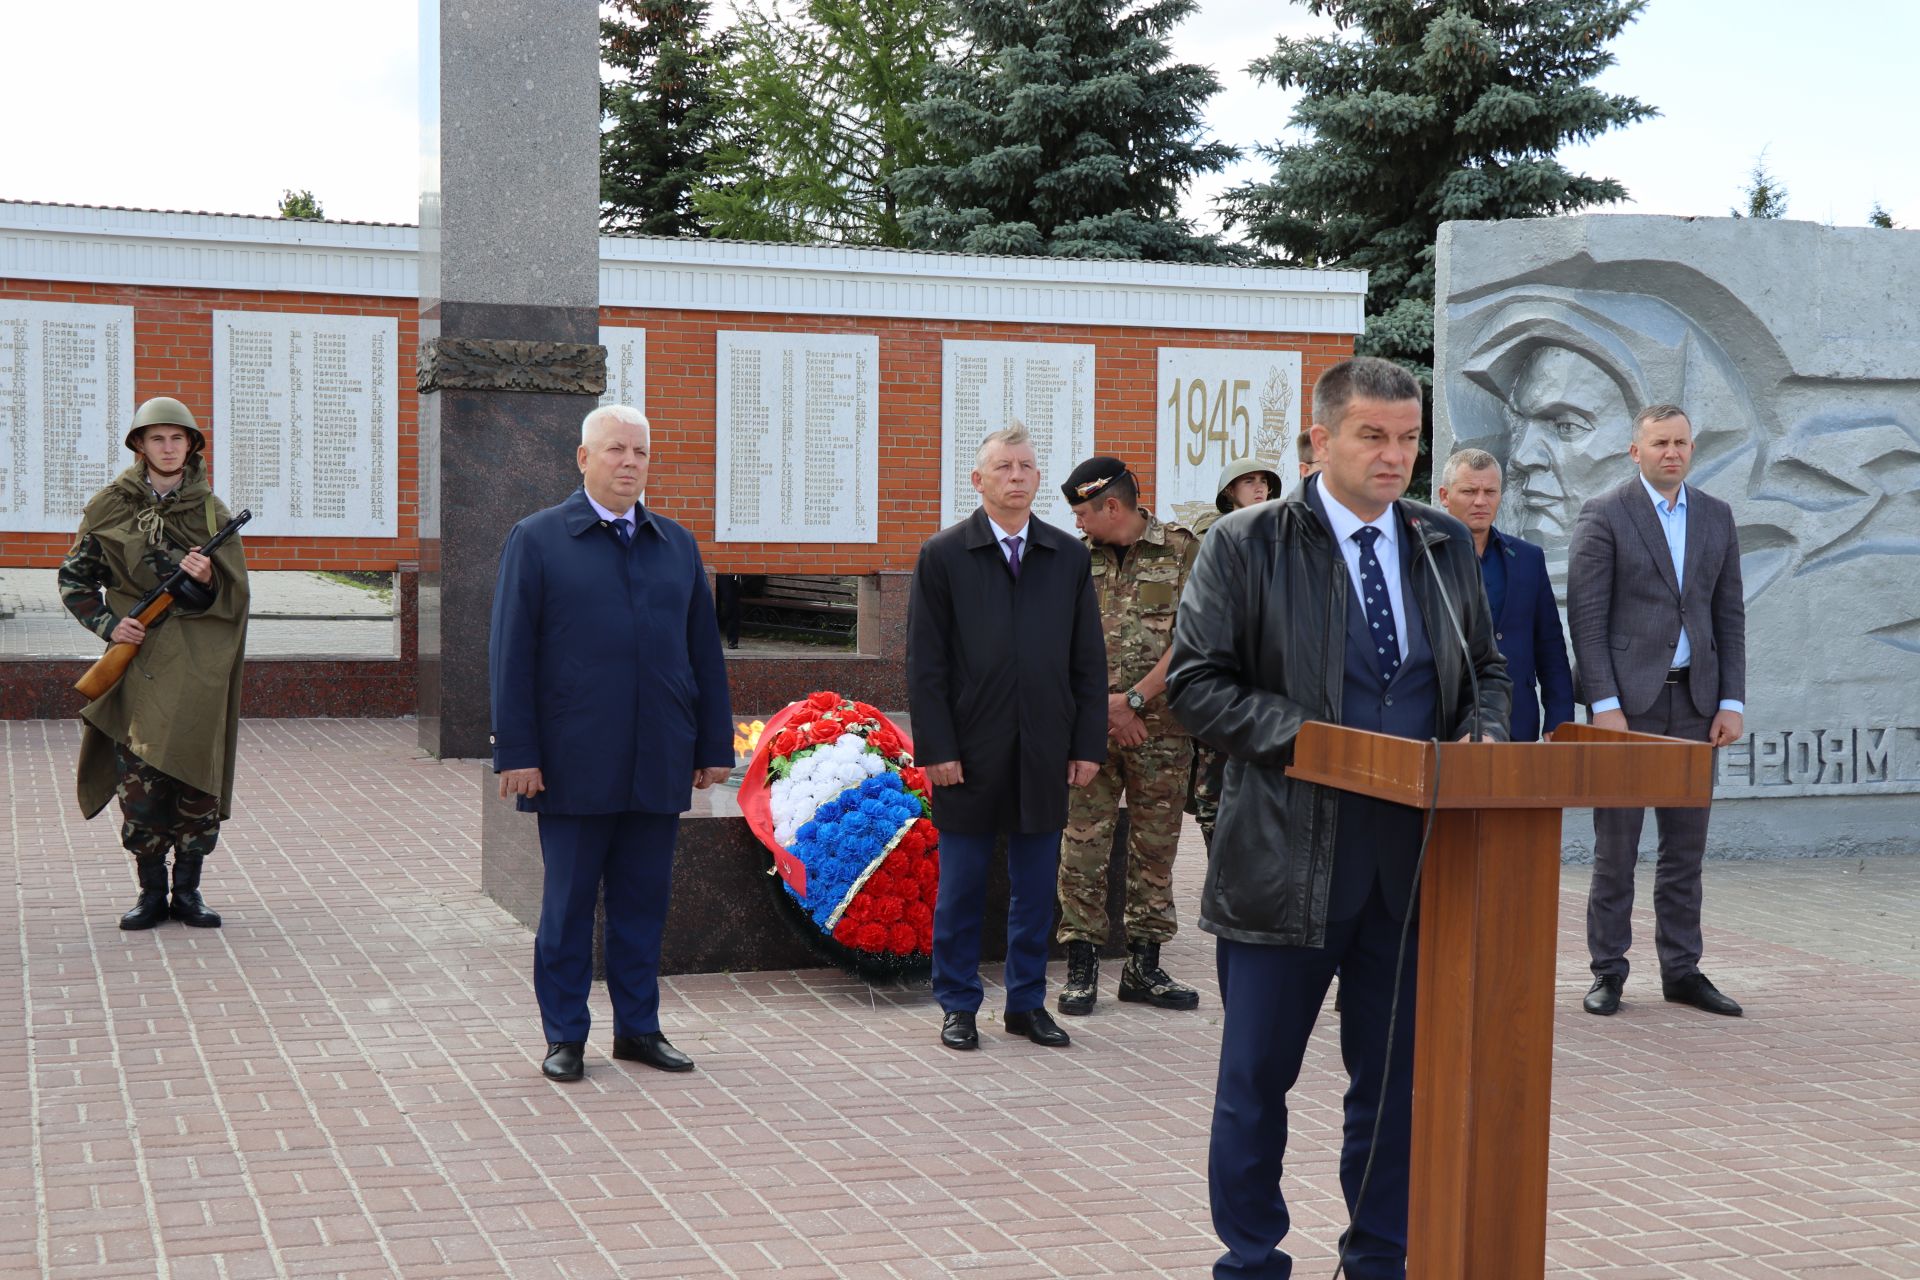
left=1318, top=481, right=1409, bottom=662
left=1590, top=475, right=1743, bottom=716
left=584, top=489, right=636, bottom=539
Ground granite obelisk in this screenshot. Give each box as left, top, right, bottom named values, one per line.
left=416, top=0, right=605, bottom=758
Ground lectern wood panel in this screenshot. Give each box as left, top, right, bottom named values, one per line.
left=1284, top=721, right=1713, bottom=810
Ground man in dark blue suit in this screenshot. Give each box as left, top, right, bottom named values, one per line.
left=1168, top=358, right=1511, bottom=1279
left=1436, top=448, right=1574, bottom=741
left=489, top=405, right=734, bottom=1083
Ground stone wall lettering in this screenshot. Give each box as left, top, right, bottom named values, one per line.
left=213, top=311, right=400, bottom=538
left=0, top=300, right=134, bottom=533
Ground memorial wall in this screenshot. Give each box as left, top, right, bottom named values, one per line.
left=0, top=203, right=1366, bottom=579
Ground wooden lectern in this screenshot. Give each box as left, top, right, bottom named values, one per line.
left=1286, top=720, right=1715, bottom=1280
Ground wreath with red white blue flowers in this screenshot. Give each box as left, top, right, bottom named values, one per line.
left=738, top=691, right=939, bottom=978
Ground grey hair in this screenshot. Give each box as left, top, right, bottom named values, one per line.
left=1311, top=356, right=1422, bottom=431
left=1441, top=447, right=1502, bottom=488
left=975, top=421, right=1033, bottom=470
left=1632, top=403, right=1690, bottom=439
left=582, top=403, right=649, bottom=444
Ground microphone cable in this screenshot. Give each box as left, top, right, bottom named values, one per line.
left=1333, top=514, right=1481, bottom=1276
left=1330, top=738, right=1442, bottom=1279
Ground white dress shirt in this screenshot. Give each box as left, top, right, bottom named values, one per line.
left=584, top=489, right=637, bottom=537
left=1318, top=480, right=1410, bottom=662
left=987, top=514, right=1031, bottom=566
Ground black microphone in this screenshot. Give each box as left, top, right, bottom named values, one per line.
left=1407, top=514, right=1484, bottom=743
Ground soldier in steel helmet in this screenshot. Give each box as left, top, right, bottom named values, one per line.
left=1185, top=455, right=1285, bottom=849
left=1055, top=456, right=1203, bottom=1017
left=60, top=396, right=250, bottom=930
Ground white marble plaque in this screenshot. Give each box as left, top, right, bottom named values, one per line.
left=212, top=311, right=399, bottom=538
left=941, top=340, right=1096, bottom=533
left=715, top=330, right=878, bottom=543
left=0, top=300, right=135, bottom=532
left=597, top=326, right=646, bottom=412
left=1157, top=347, right=1303, bottom=528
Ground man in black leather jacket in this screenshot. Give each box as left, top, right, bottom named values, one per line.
left=1167, top=357, right=1511, bottom=1280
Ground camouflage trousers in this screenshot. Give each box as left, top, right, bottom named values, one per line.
left=1187, top=742, right=1225, bottom=847
left=1058, top=733, right=1193, bottom=946
left=115, top=742, right=220, bottom=866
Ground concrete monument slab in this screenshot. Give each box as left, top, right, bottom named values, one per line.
left=1435, top=214, right=1920, bottom=854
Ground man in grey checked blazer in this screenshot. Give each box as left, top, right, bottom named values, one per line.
left=1567, top=404, right=1748, bottom=1019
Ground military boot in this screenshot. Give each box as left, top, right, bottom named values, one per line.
left=168, top=854, right=222, bottom=928
left=119, top=859, right=170, bottom=930
left=1119, top=940, right=1200, bottom=1010
left=1056, top=941, right=1099, bottom=1016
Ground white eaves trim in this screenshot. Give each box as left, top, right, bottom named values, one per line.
left=0, top=201, right=1368, bottom=336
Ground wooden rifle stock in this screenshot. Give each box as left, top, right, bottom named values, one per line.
left=72, top=508, right=252, bottom=702
left=75, top=591, right=178, bottom=700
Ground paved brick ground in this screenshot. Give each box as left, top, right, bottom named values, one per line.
left=3, top=718, right=1916, bottom=1279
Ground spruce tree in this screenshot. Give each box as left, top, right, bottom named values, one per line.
left=1731, top=150, right=1788, bottom=219
left=1868, top=203, right=1897, bottom=229
left=695, top=0, right=954, bottom=246
left=896, top=0, right=1236, bottom=261
left=600, top=0, right=735, bottom=235
left=1223, top=1, right=1657, bottom=378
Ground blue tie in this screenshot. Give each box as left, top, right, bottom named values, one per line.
left=1353, top=527, right=1400, bottom=684
left=611, top=518, right=632, bottom=547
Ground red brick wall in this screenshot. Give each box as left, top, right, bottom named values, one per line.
left=0, top=278, right=1351, bottom=572
left=0, top=278, right=420, bottom=570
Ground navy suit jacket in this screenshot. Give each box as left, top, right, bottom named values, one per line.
left=488, top=489, right=733, bottom=815
left=1485, top=526, right=1574, bottom=742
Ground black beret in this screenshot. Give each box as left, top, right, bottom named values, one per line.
left=1061, top=455, right=1131, bottom=505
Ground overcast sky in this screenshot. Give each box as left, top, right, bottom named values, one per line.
left=4, top=1, right=1915, bottom=233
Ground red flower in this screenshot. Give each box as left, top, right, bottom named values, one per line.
left=771, top=728, right=802, bottom=757
left=887, top=923, right=918, bottom=954
left=852, top=701, right=880, bottom=720
left=916, top=925, right=934, bottom=953
left=810, top=720, right=845, bottom=745
left=872, top=895, right=905, bottom=925
left=866, top=872, right=898, bottom=900
left=807, top=691, right=840, bottom=712
left=844, top=896, right=874, bottom=923
left=855, top=923, right=889, bottom=951
left=905, top=901, right=933, bottom=930
left=834, top=918, right=860, bottom=946
left=900, top=766, right=929, bottom=795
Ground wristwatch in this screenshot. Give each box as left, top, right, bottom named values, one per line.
left=1125, top=688, right=1146, bottom=712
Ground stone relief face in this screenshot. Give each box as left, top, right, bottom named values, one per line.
left=1494, top=346, right=1633, bottom=546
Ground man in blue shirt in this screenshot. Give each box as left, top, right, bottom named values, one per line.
left=1436, top=448, right=1574, bottom=742
left=1566, top=404, right=1747, bottom=1019
left=490, top=405, right=735, bottom=1081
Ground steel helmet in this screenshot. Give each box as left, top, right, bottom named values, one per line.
left=125, top=396, right=207, bottom=455
left=1215, top=454, right=1283, bottom=513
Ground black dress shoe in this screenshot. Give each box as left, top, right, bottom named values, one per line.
left=542, top=1041, right=585, bottom=1081
left=612, top=1032, right=696, bottom=1072
left=940, top=1010, right=979, bottom=1051
left=1664, top=972, right=1742, bottom=1016
left=1583, top=975, right=1623, bottom=1016
left=1004, top=1007, right=1071, bottom=1047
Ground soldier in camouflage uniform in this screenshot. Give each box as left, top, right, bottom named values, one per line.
left=1186, top=455, right=1285, bottom=848
left=1055, top=456, right=1201, bottom=1016
left=62, top=396, right=250, bottom=930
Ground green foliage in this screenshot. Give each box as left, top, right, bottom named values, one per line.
left=1731, top=149, right=1788, bottom=219
left=895, top=0, right=1237, bottom=261
left=601, top=0, right=736, bottom=235
left=1868, top=202, right=1896, bottom=229
left=1223, top=0, right=1656, bottom=379
left=694, top=0, right=953, bottom=245
left=278, top=190, right=324, bottom=221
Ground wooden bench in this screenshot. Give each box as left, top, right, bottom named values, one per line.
left=719, top=574, right=858, bottom=644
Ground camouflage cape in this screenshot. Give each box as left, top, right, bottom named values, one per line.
left=71, top=461, right=249, bottom=821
